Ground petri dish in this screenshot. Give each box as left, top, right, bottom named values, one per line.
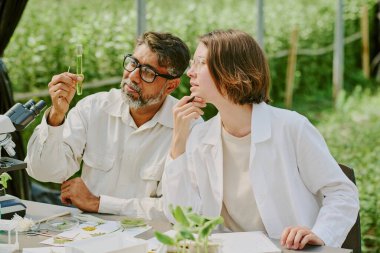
left=120, top=217, right=146, bottom=228
left=47, top=217, right=79, bottom=232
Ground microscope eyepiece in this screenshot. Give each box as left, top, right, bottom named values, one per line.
left=4, top=99, right=46, bottom=131
left=31, top=100, right=47, bottom=115
left=24, top=99, right=35, bottom=110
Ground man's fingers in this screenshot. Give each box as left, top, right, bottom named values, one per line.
left=60, top=190, right=71, bottom=205
left=50, top=82, right=74, bottom=93
left=52, top=89, right=70, bottom=100
left=50, top=73, right=78, bottom=86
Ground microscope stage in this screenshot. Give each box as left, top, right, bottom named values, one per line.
left=0, top=157, right=27, bottom=173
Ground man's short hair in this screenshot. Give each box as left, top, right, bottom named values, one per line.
left=200, top=29, right=271, bottom=104
left=137, top=32, right=190, bottom=78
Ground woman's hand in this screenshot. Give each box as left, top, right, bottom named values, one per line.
left=170, top=95, right=206, bottom=159
left=280, top=226, right=325, bottom=250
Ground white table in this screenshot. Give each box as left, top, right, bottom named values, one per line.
left=0, top=200, right=352, bottom=253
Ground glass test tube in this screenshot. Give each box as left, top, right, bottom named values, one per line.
left=76, top=44, right=84, bottom=95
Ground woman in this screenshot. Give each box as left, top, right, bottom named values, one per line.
left=162, top=29, right=359, bottom=250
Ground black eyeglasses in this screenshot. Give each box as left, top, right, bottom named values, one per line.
left=123, top=54, right=180, bottom=83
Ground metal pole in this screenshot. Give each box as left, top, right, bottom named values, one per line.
left=256, top=0, right=264, bottom=50
left=136, top=0, right=146, bottom=37
left=333, top=0, right=344, bottom=103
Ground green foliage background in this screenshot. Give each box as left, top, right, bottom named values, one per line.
left=2, top=0, right=379, bottom=251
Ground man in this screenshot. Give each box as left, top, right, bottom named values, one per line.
left=26, top=32, right=190, bottom=220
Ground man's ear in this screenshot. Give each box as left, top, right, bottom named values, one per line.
left=164, top=78, right=180, bottom=95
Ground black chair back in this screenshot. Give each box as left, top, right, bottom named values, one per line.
left=339, top=164, right=361, bottom=253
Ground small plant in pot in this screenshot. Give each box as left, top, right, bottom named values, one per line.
left=155, top=205, right=224, bottom=253
left=0, top=172, right=12, bottom=196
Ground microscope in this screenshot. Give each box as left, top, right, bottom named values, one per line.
left=0, top=99, right=46, bottom=219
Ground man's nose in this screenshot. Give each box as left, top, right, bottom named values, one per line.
left=128, top=67, right=141, bottom=83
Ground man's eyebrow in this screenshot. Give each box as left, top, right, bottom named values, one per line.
left=132, top=55, right=159, bottom=72
left=143, top=63, right=159, bottom=72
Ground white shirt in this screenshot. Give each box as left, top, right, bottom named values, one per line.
left=221, top=128, right=265, bottom=232
left=26, top=88, right=178, bottom=220
left=163, top=102, right=359, bottom=247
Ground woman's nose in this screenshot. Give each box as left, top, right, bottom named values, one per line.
left=187, top=65, right=196, bottom=78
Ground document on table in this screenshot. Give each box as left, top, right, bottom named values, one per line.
left=211, top=231, right=281, bottom=253
left=40, top=220, right=151, bottom=247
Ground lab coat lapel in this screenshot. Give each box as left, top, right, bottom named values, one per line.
left=249, top=102, right=272, bottom=168
left=202, top=114, right=224, bottom=216
left=249, top=103, right=274, bottom=233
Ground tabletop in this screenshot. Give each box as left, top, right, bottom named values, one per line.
left=0, top=200, right=352, bottom=253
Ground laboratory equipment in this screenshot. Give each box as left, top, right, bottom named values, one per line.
left=0, top=99, right=46, bottom=219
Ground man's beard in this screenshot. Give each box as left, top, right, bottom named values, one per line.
left=120, top=79, right=166, bottom=109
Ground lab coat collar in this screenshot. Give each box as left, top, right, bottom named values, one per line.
left=150, top=95, right=176, bottom=129
left=251, top=102, right=272, bottom=143
left=202, top=102, right=271, bottom=146
left=102, top=89, right=175, bottom=129
left=102, top=88, right=127, bottom=117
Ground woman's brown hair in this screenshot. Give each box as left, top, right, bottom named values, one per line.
left=200, top=29, right=271, bottom=104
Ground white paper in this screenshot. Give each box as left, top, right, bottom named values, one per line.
left=211, top=231, right=281, bottom=253
left=23, top=247, right=65, bottom=253
left=64, top=232, right=148, bottom=253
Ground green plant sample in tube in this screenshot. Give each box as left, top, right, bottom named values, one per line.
left=76, top=44, right=84, bottom=95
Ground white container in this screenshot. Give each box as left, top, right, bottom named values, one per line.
left=65, top=232, right=147, bottom=253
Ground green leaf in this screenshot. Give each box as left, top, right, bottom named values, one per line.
left=179, top=229, right=196, bottom=241
left=154, top=231, right=176, bottom=246
left=0, top=173, right=12, bottom=189
left=187, top=213, right=205, bottom=226
left=199, top=217, right=224, bottom=240
left=172, top=206, right=190, bottom=227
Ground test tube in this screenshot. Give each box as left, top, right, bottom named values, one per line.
left=76, top=44, right=84, bottom=95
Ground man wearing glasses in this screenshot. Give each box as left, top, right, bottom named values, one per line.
left=25, top=32, right=191, bottom=220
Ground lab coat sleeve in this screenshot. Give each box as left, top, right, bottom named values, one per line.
left=296, top=118, right=359, bottom=247
left=162, top=153, right=202, bottom=223
left=25, top=100, right=90, bottom=183
left=98, top=195, right=167, bottom=221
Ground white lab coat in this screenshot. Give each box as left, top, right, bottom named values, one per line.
left=163, top=102, right=359, bottom=247
left=26, top=89, right=179, bottom=220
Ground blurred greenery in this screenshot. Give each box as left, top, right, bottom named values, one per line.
left=2, top=0, right=380, bottom=252
left=317, top=87, right=380, bottom=253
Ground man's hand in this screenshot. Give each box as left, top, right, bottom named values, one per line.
left=47, top=72, right=83, bottom=126
left=280, top=226, right=325, bottom=250
left=61, top=177, right=100, bottom=213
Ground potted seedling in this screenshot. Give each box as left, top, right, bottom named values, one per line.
left=0, top=172, right=11, bottom=196
left=155, top=205, right=224, bottom=253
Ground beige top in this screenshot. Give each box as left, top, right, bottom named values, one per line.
left=221, top=127, right=265, bottom=232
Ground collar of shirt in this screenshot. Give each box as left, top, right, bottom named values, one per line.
left=101, top=88, right=176, bottom=130
left=201, top=102, right=271, bottom=146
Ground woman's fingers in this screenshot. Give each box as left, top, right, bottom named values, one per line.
left=281, top=226, right=324, bottom=250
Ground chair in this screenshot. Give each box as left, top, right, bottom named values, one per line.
left=339, top=164, right=361, bottom=253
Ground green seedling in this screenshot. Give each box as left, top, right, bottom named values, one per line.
left=155, top=205, right=224, bottom=253
left=0, top=172, right=12, bottom=189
